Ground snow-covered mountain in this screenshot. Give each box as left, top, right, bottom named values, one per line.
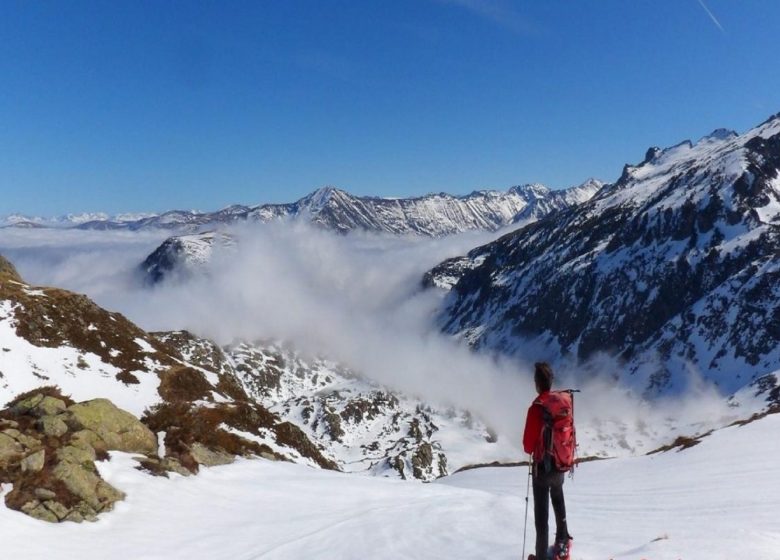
left=427, top=113, right=780, bottom=399
left=139, top=231, right=237, bottom=285
left=0, top=254, right=334, bottom=474
left=2, top=182, right=602, bottom=237
left=0, top=254, right=515, bottom=484
left=136, top=183, right=603, bottom=284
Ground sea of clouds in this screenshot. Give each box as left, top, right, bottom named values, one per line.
left=0, top=223, right=740, bottom=454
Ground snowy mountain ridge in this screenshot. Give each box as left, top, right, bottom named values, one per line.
left=2, top=182, right=603, bottom=237
left=428, top=112, right=780, bottom=399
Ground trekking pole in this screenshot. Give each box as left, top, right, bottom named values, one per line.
left=521, top=454, right=532, bottom=559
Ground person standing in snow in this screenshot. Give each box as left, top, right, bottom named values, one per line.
left=523, top=362, right=572, bottom=560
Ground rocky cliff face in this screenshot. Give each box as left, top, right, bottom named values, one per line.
left=428, top=113, right=780, bottom=398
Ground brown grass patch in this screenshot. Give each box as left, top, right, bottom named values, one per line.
left=727, top=405, right=780, bottom=427
left=647, top=432, right=712, bottom=455
left=157, top=366, right=213, bottom=403
left=142, top=400, right=284, bottom=473
left=274, top=422, right=338, bottom=470
left=115, top=371, right=141, bottom=385
left=1, top=278, right=177, bottom=382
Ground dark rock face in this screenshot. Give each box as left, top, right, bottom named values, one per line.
left=430, top=113, right=780, bottom=396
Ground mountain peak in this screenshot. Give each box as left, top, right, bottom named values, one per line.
left=508, top=183, right=549, bottom=198
left=698, top=128, right=738, bottom=144
left=305, top=186, right=350, bottom=208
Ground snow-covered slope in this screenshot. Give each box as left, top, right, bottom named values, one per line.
left=429, top=112, right=780, bottom=398
left=0, top=255, right=342, bottom=471
left=3, top=183, right=601, bottom=237
left=0, top=410, right=776, bottom=559
left=156, top=332, right=516, bottom=480
left=139, top=231, right=237, bottom=285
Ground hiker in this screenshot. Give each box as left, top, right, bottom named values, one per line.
left=523, top=362, right=574, bottom=560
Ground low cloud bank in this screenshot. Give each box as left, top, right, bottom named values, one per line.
left=0, top=224, right=737, bottom=454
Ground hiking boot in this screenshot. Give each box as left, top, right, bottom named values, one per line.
left=553, top=536, right=572, bottom=559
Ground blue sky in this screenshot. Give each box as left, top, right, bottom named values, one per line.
left=1, top=0, right=779, bottom=215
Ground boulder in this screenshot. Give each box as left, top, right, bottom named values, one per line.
left=13, top=395, right=67, bottom=417
left=21, top=500, right=59, bottom=523
left=57, top=445, right=96, bottom=466
left=34, top=488, right=57, bottom=501
left=52, top=460, right=125, bottom=511
left=21, top=449, right=45, bottom=473
left=189, top=443, right=234, bottom=467
left=0, top=432, right=23, bottom=467
left=64, top=399, right=157, bottom=455
left=39, top=415, right=69, bottom=437
left=1, top=428, right=41, bottom=450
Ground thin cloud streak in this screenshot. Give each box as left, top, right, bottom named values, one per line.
left=696, top=0, right=725, bottom=33
left=437, top=0, right=539, bottom=36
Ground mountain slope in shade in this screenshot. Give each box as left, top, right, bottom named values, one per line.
left=428, top=113, right=780, bottom=397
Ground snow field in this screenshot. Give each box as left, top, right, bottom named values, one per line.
left=0, top=412, right=777, bottom=559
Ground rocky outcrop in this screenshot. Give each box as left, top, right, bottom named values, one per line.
left=0, top=388, right=129, bottom=523
left=0, top=385, right=334, bottom=523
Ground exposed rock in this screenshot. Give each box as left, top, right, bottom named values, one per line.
left=162, top=457, right=193, bottom=477
left=0, top=432, right=23, bottom=467
left=189, top=443, right=234, bottom=467
left=34, top=488, right=57, bottom=501
left=65, top=399, right=157, bottom=455
left=22, top=500, right=59, bottom=523
left=52, top=460, right=125, bottom=511
left=10, top=394, right=68, bottom=418
left=57, top=444, right=96, bottom=465
left=36, top=396, right=68, bottom=417
left=39, top=415, right=69, bottom=437
left=43, top=499, right=70, bottom=520
left=21, top=449, right=45, bottom=472
left=2, top=428, right=41, bottom=450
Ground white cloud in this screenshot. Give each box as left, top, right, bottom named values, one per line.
left=0, top=223, right=740, bottom=454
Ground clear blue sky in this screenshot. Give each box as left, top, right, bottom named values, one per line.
left=1, top=0, right=779, bottom=215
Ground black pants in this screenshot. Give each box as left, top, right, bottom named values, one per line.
left=533, top=467, right=568, bottom=559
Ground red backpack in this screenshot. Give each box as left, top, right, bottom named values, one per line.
left=533, top=390, right=577, bottom=472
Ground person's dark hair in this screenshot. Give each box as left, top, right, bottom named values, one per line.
left=534, top=362, right=554, bottom=392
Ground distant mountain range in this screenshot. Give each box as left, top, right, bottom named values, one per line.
left=427, top=113, right=780, bottom=400
left=2, top=181, right=603, bottom=237
left=130, top=181, right=602, bottom=284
